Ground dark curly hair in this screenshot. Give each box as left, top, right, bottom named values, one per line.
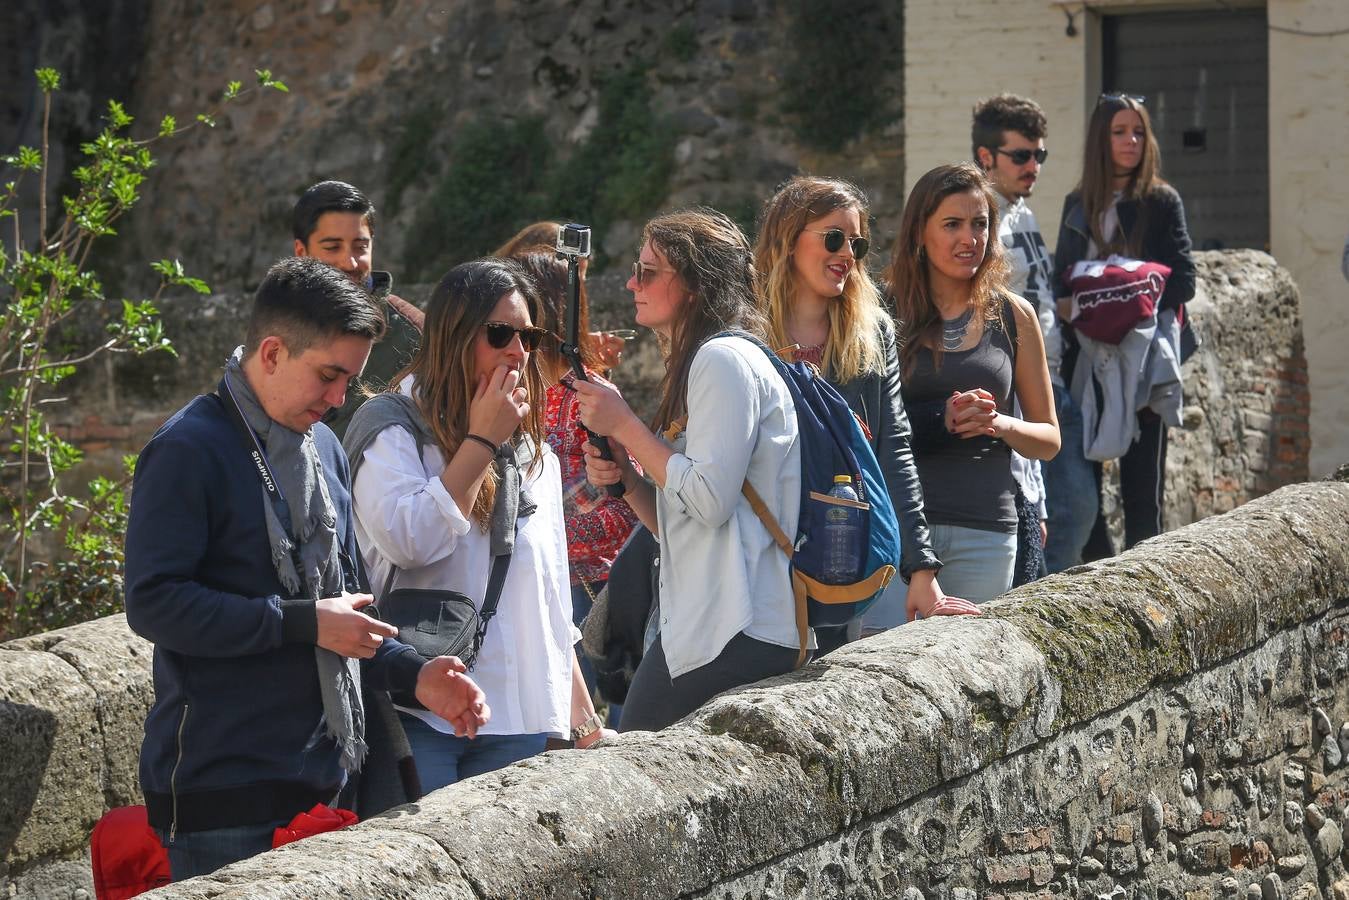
left=971, top=94, right=1047, bottom=159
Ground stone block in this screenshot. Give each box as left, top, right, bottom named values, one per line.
left=0, top=649, right=104, bottom=874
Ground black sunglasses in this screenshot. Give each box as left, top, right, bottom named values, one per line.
left=1099, top=92, right=1146, bottom=105
left=482, top=321, right=550, bottom=351
left=992, top=146, right=1048, bottom=166
left=804, top=228, right=870, bottom=260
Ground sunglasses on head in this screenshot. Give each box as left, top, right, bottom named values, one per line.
left=482, top=321, right=549, bottom=351
left=632, top=259, right=677, bottom=287
left=804, top=228, right=870, bottom=260
left=1099, top=92, right=1146, bottom=105
left=992, top=146, right=1049, bottom=166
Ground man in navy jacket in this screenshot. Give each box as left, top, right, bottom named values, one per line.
left=125, top=257, right=488, bottom=880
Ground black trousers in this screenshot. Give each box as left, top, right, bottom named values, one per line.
left=1083, top=411, right=1169, bottom=560
left=618, top=632, right=800, bottom=732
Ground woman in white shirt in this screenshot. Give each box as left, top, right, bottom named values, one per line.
left=347, top=259, right=607, bottom=791
left=574, top=208, right=803, bottom=732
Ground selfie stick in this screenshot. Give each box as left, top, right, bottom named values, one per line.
left=557, top=226, right=625, bottom=499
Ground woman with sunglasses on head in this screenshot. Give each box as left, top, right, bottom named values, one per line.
left=878, top=163, right=1059, bottom=609
left=572, top=208, right=803, bottom=732
left=508, top=249, right=640, bottom=728
left=1051, top=94, right=1195, bottom=561
left=344, top=258, right=610, bottom=790
left=752, top=175, right=979, bottom=644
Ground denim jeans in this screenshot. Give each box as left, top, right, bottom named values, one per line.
left=572, top=580, right=621, bottom=729
left=156, top=819, right=285, bottom=881
left=399, top=714, right=547, bottom=792
left=862, top=524, right=1017, bottom=630
left=1042, top=383, right=1099, bottom=573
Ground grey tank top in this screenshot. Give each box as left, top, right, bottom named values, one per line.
left=902, top=298, right=1018, bottom=534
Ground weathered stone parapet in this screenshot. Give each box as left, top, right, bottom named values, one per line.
left=0, top=615, right=153, bottom=897
left=78, top=475, right=1339, bottom=898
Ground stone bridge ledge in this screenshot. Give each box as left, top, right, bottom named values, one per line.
left=3, top=476, right=1348, bottom=898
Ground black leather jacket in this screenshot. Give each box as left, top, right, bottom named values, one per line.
left=830, top=318, right=941, bottom=580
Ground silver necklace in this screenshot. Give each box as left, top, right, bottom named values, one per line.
left=941, top=306, right=975, bottom=351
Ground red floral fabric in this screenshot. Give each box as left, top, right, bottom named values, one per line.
left=544, top=372, right=640, bottom=586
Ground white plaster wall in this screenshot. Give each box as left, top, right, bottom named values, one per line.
left=904, top=0, right=1349, bottom=473
left=1268, top=0, right=1349, bottom=474
left=902, top=0, right=1086, bottom=246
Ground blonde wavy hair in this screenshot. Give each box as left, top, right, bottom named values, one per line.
left=753, top=176, right=886, bottom=383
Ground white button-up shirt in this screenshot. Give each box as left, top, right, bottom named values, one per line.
left=351, top=380, right=574, bottom=738
left=657, top=336, right=804, bottom=678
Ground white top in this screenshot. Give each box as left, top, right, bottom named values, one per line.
left=997, top=193, right=1061, bottom=388
left=352, top=378, right=575, bottom=738
left=657, top=336, right=805, bottom=678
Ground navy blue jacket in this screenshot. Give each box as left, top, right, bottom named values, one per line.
left=124, top=393, right=423, bottom=834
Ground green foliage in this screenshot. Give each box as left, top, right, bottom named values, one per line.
left=403, top=62, right=676, bottom=276
left=662, top=22, right=699, bottom=63
left=404, top=116, right=551, bottom=280
left=547, top=64, right=676, bottom=254
left=779, top=0, right=902, bottom=152
left=385, top=103, right=441, bottom=215
left=0, top=67, right=284, bottom=639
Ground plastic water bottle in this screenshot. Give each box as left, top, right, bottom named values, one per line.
left=821, top=475, right=862, bottom=584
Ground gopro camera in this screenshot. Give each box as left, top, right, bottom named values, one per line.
left=556, top=223, right=592, bottom=259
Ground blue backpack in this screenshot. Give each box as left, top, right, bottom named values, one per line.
left=712, top=333, right=902, bottom=666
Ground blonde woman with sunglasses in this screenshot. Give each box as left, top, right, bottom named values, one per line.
left=752, top=176, right=979, bottom=643
left=345, top=258, right=609, bottom=790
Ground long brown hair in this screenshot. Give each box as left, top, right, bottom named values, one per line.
left=885, top=163, right=1009, bottom=376
left=1077, top=95, right=1164, bottom=255
left=395, top=259, right=547, bottom=530
left=753, top=176, right=886, bottom=383
left=645, top=208, right=768, bottom=431
left=508, top=250, right=601, bottom=379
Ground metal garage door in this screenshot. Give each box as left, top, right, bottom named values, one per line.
left=1104, top=9, right=1269, bottom=251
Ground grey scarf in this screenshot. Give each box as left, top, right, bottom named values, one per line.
left=221, top=348, right=366, bottom=772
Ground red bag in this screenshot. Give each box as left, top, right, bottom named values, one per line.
left=1066, top=256, right=1171, bottom=344
left=271, top=804, right=359, bottom=848
left=90, top=806, right=171, bottom=900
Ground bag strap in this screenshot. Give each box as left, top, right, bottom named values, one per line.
left=743, top=480, right=810, bottom=670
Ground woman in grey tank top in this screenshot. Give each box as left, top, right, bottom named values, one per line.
left=881, top=163, right=1060, bottom=607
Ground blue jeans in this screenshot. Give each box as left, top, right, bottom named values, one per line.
left=862, top=524, right=1017, bottom=630
left=156, top=819, right=285, bottom=880
left=400, top=714, right=547, bottom=792
left=572, top=580, right=621, bottom=729
left=1042, top=383, right=1099, bottom=573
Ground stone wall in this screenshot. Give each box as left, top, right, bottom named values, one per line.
left=3, top=469, right=1347, bottom=898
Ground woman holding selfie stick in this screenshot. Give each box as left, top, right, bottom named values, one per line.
left=752, top=175, right=979, bottom=642
left=574, top=208, right=803, bottom=732
left=345, top=259, right=610, bottom=790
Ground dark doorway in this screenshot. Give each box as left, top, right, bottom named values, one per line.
left=1103, top=9, right=1269, bottom=251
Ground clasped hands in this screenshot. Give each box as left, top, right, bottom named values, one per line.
left=945, top=388, right=1007, bottom=439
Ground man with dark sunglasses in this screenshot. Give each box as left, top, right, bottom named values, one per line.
left=292, top=181, right=424, bottom=439
left=972, top=94, right=1061, bottom=582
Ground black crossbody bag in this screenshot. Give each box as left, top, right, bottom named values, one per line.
left=372, top=543, right=511, bottom=709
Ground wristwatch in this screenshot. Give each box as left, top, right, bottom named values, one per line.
left=570, top=712, right=604, bottom=742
